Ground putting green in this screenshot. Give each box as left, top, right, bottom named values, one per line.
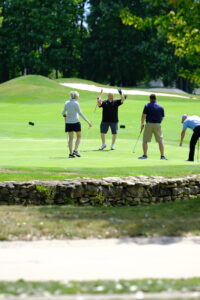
left=0, top=75, right=199, bottom=181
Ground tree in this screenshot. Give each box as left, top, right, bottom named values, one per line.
left=84, top=0, right=148, bottom=86
left=120, top=0, right=200, bottom=87
left=44, top=0, right=88, bottom=78
left=83, top=0, right=182, bottom=87
left=0, top=0, right=87, bottom=82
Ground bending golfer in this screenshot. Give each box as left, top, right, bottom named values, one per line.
left=138, top=94, right=167, bottom=160
left=97, top=92, right=125, bottom=150
left=62, top=91, right=92, bottom=158
left=179, top=114, right=200, bottom=161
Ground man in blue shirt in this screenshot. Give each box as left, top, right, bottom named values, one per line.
left=179, top=114, right=200, bottom=161
left=138, top=94, right=167, bottom=160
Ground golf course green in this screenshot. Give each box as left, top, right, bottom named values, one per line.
left=0, top=75, right=199, bottom=181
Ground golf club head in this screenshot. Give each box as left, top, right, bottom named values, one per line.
left=28, top=121, right=35, bottom=126
left=120, top=125, right=125, bottom=128
left=118, top=89, right=122, bottom=95
left=125, top=95, right=127, bottom=99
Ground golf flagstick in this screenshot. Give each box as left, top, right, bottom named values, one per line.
left=132, top=127, right=143, bottom=153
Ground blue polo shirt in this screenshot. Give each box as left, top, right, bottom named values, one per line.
left=183, top=116, right=200, bottom=130
left=143, top=102, right=164, bottom=123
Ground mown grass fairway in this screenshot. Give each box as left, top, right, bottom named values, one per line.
left=0, top=75, right=200, bottom=180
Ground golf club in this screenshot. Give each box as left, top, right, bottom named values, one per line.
left=132, top=128, right=143, bottom=153
left=197, top=138, right=199, bottom=162
left=118, top=88, right=127, bottom=99
left=84, top=89, right=103, bottom=140
left=118, top=88, right=122, bottom=95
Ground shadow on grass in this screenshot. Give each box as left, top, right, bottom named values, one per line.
left=81, top=149, right=112, bottom=152
left=36, top=198, right=200, bottom=241
left=116, top=236, right=200, bottom=245
left=49, top=157, right=67, bottom=159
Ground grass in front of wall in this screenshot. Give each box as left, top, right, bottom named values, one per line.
left=1, top=198, right=200, bottom=241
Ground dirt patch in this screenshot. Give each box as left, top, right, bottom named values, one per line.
left=0, top=169, right=25, bottom=173
left=0, top=169, right=78, bottom=175
left=59, top=172, right=78, bottom=175
left=43, top=171, right=78, bottom=175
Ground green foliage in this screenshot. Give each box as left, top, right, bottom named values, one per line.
left=0, top=0, right=87, bottom=82
left=0, top=7, right=3, bottom=27
left=36, top=185, right=56, bottom=204
left=0, top=278, right=200, bottom=295
left=120, top=0, right=200, bottom=86
left=0, top=0, right=198, bottom=88
left=93, top=191, right=106, bottom=205
left=64, top=197, right=75, bottom=205
left=85, top=0, right=166, bottom=86
left=87, top=0, right=186, bottom=88
left=120, top=8, right=151, bottom=29
left=36, top=185, right=48, bottom=194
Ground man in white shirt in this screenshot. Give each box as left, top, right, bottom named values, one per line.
left=179, top=114, right=200, bottom=161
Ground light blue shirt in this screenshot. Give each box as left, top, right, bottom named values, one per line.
left=62, top=99, right=88, bottom=124
left=183, top=116, right=200, bottom=130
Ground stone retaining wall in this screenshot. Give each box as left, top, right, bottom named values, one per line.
left=1, top=175, right=200, bottom=206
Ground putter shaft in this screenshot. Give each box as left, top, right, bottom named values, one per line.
left=133, top=131, right=142, bottom=153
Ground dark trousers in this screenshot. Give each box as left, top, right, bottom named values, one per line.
left=188, top=126, right=200, bottom=161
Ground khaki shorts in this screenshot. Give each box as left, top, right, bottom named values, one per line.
left=143, top=123, right=163, bottom=143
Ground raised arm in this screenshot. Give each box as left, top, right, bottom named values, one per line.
left=97, top=89, right=103, bottom=107
left=97, top=98, right=103, bottom=107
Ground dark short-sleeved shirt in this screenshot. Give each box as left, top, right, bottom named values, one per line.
left=100, top=100, right=122, bottom=122
left=143, top=102, right=164, bottom=123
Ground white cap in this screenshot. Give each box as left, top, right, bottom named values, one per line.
left=70, top=91, right=79, bottom=99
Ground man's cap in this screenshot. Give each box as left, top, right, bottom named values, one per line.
left=181, top=114, right=188, bottom=123
left=181, top=114, right=187, bottom=122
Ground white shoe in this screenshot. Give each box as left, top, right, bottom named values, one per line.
left=111, top=145, right=115, bottom=150
left=99, top=144, right=106, bottom=150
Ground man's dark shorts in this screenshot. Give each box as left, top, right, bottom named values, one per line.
left=100, top=122, right=118, bottom=134
left=65, top=122, right=81, bottom=132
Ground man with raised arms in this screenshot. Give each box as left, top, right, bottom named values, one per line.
left=97, top=91, right=125, bottom=150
